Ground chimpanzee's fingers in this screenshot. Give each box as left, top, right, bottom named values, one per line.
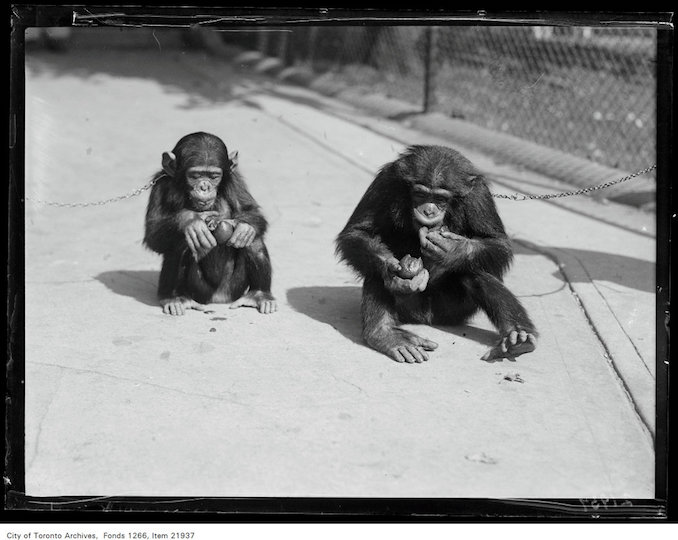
left=184, top=231, right=198, bottom=258
left=397, top=346, right=418, bottom=364
left=196, top=228, right=217, bottom=249
left=509, top=330, right=518, bottom=346
left=420, top=338, right=438, bottom=351
left=518, top=330, right=528, bottom=343
left=168, top=302, right=184, bottom=316
left=426, top=232, right=456, bottom=251
left=423, top=241, right=444, bottom=256
left=227, top=233, right=241, bottom=248
left=418, top=226, right=430, bottom=248
left=259, top=300, right=277, bottom=314
left=408, top=346, right=428, bottom=363
left=229, top=297, right=246, bottom=309
left=415, top=348, right=429, bottom=363
left=188, top=301, right=208, bottom=312
left=189, top=229, right=209, bottom=255
left=234, top=228, right=255, bottom=248
left=390, top=350, right=406, bottom=363
left=227, top=225, right=248, bottom=247
left=244, top=229, right=256, bottom=246
left=229, top=295, right=257, bottom=309
left=385, top=257, right=402, bottom=275
left=438, top=230, right=464, bottom=240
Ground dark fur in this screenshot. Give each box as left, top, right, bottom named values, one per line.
left=144, top=132, right=272, bottom=304
left=336, top=145, right=536, bottom=359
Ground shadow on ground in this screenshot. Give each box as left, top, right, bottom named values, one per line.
left=513, top=242, right=655, bottom=294
left=286, top=286, right=363, bottom=345
left=286, top=285, right=501, bottom=360
left=96, top=270, right=158, bottom=307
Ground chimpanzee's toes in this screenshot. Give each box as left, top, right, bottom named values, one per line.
left=391, top=344, right=429, bottom=364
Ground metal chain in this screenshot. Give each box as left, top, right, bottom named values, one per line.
left=492, top=164, right=656, bottom=201
left=26, top=164, right=656, bottom=207
left=25, top=176, right=162, bottom=208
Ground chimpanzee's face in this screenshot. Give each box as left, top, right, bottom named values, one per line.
left=411, top=183, right=451, bottom=229
left=186, top=166, right=223, bottom=210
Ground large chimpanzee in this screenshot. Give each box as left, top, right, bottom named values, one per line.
left=144, top=132, right=277, bottom=315
left=336, top=145, right=536, bottom=363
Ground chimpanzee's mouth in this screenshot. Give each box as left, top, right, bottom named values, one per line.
left=413, top=208, right=445, bottom=227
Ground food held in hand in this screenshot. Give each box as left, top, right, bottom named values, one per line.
left=206, top=218, right=235, bottom=244
left=398, top=254, right=424, bottom=279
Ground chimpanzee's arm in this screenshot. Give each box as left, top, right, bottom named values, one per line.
left=230, top=200, right=268, bottom=238
left=143, top=178, right=197, bottom=254
left=157, top=248, right=186, bottom=300
left=225, top=171, right=268, bottom=238
left=423, top=230, right=513, bottom=277
left=336, top=218, right=401, bottom=282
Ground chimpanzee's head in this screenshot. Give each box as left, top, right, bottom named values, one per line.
left=161, top=132, right=238, bottom=211
left=397, top=145, right=481, bottom=230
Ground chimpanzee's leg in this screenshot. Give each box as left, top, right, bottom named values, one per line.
left=362, top=278, right=438, bottom=363
left=465, top=272, right=537, bottom=359
left=158, top=248, right=210, bottom=315
left=227, top=239, right=277, bottom=314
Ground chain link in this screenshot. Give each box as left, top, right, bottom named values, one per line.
left=25, top=176, right=162, bottom=208
left=25, top=165, right=655, bottom=207
left=492, top=164, right=656, bottom=201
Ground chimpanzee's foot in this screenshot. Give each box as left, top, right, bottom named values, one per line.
left=160, top=296, right=207, bottom=316
left=389, top=343, right=431, bottom=363
left=481, top=329, right=536, bottom=361
left=229, top=290, right=278, bottom=314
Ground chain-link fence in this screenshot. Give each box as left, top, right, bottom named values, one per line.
left=223, top=26, right=656, bottom=176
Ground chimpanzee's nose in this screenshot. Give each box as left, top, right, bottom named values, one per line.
left=199, top=181, right=210, bottom=191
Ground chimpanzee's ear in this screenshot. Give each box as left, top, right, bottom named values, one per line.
left=161, top=151, right=177, bottom=177
left=228, top=150, right=239, bottom=170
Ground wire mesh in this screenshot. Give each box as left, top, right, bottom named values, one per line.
left=223, top=25, right=656, bottom=177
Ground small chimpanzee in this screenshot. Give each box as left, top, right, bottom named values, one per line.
left=144, top=132, right=277, bottom=315
left=336, top=145, right=536, bottom=363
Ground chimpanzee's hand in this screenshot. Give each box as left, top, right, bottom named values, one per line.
left=184, top=217, right=217, bottom=260
left=419, top=227, right=472, bottom=264
left=227, top=221, right=256, bottom=248
left=383, top=256, right=429, bottom=294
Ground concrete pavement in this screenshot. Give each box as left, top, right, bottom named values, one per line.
left=21, top=37, right=655, bottom=498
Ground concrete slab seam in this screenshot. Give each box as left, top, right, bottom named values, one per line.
left=513, top=238, right=655, bottom=443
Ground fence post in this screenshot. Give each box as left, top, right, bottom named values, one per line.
left=423, top=26, right=440, bottom=113
left=277, top=30, right=289, bottom=66
left=307, top=26, right=318, bottom=69
left=257, top=29, right=269, bottom=55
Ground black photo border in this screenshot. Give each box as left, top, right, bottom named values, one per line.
left=5, top=6, right=675, bottom=523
